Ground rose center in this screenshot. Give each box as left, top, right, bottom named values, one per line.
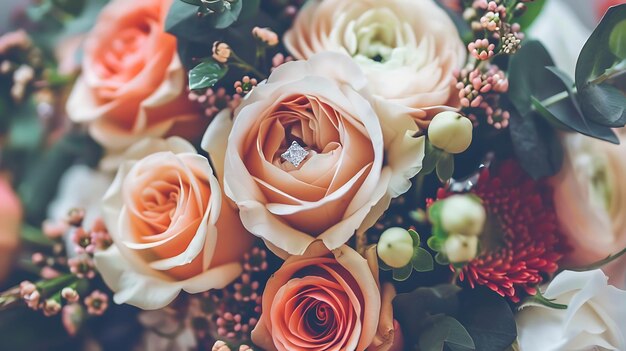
left=140, top=180, right=180, bottom=224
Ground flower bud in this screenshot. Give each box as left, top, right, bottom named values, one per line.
left=444, top=234, right=478, bottom=263
left=441, top=195, right=486, bottom=237
left=377, top=227, right=414, bottom=268
left=428, top=112, right=473, bottom=154
left=252, top=27, right=279, bottom=46
left=212, top=41, right=231, bottom=63
left=61, top=287, right=80, bottom=303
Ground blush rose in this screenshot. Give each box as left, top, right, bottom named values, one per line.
left=284, top=0, right=466, bottom=128
left=203, top=53, right=424, bottom=256
left=66, top=0, right=202, bottom=151
left=95, top=137, right=254, bottom=309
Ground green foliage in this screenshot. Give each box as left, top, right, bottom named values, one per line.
left=419, top=315, right=475, bottom=351
left=515, top=0, right=546, bottom=31
left=575, top=4, right=626, bottom=128
left=422, top=139, right=456, bottom=182
left=457, top=288, right=518, bottom=351
left=188, top=59, right=229, bottom=90
left=18, top=131, right=103, bottom=225
left=167, top=0, right=260, bottom=34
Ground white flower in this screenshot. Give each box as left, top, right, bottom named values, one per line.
left=516, top=270, right=626, bottom=351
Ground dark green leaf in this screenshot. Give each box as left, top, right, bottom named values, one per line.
left=508, top=107, right=563, bottom=179
left=412, top=247, right=434, bottom=272
left=238, top=0, right=260, bottom=22
left=435, top=252, right=450, bottom=265
left=208, top=0, right=243, bottom=29
left=18, top=132, right=103, bottom=225
left=422, top=139, right=442, bottom=175
left=179, top=0, right=203, bottom=5
left=393, top=284, right=462, bottom=348
left=578, top=83, right=626, bottom=128
left=457, top=288, right=517, bottom=351
left=189, top=59, right=228, bottom=90
left=8, top=102, right=43, bottom=150
left=436, top=153, right=454, bottom=182
left=576, top=4, right=626, bottom=89
left=515, top=0, right=546, bottom=31
left=419, top=315, right=475, bottom=351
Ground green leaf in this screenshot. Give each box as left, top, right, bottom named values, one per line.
left=208, top=0, right=243, bottom=29
left=8, top=102, right=43, bottom=150
left=515, top=0, right=546, bottom=31
left=408, top=228, right=421, bottom=247
left=412, top=247, right=434, bottom=272
left=434, top=252, right=450, bottom=265
left=238, top=0, right=260, bottom=22
left=436, top=153, right=454, bottom=182
left=179, top=0, right=203, bottom=5
left=393, top=284, right=462, bottom=348
left=578, top=83, right=626, bottom=128
left=392, top=264, right=413, bottom=281
left=419, top=315, right=475, bottom=351
left=18, top=132, right=102, bottom=225
left=576, top=4, right=626, bottom=89
left=422, top=139, right=442, bottom=175
left=457, top=288, right=517, bottom=351
left=189, top=59, right=229, bottom=90
left=508, top=106, right=564, bottom=179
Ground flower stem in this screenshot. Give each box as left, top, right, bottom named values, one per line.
left=570, top=247, right=626, bottom=272
left=230, top=52, right=268, bottom=80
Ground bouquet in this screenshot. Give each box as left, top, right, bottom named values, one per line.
left=0, top=0, right=625, bottom=350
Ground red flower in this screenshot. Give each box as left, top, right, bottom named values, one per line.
left=436, top=160, right=570, bottom=302
left=596, top=0, right=626, bottom=20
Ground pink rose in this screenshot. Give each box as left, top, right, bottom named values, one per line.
left=0, top=177, right=21, bottom=283
left=552, top=132, right=626, bottom=287
left=251, top=241, right=399, bottom=351
left=66, top=0, right=202, bottom=151
left=203, top=53, right=424, bottom=256
left=95, top=137, right=254, bottom=309
left=284, top=0, right=466, bottom=128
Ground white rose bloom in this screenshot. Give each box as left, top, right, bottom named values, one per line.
left=516, top=270, right=626, bottom=351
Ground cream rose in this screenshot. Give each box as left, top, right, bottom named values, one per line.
left=516, top=269, right=626, bottom=351
left=552, top=132, right=626, bottom=288
left=251, top=241, right=399, bottom=351
left=66, top=0, right=202, bottom=151
left=284, top=0, right=466, bottom=128
left=204, top=53, right=424, bottom=256
left=95, top=137, right=253, bottom=310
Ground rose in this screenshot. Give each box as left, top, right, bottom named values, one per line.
left=284, top=0, right=466, bottom=128
left=551, top=132, right=626, bottom=287
left=251, top=241, right=400, bottom=351
left=203, top=53, right=424, bottom=256
left=95, top=137, right=254, bottom=309
left=516, top=269, right=626, bottom=351
left=0, top=177, right=21, bottom=283
left=66, top=0, right=202, bottom=151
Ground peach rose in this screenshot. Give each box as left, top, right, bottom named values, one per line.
left=284, top=0, right=466, bottom=128
left=95, top=137, right=254, bottom=309
left=251, top=241, right=399, bottom=351
left=0, top=177, right=22, bottom=283
left=203, top=53, right=424, bottom=256
left=552, top=131, right=626, bottom=288
left=66, top=0, right=201, bottom=151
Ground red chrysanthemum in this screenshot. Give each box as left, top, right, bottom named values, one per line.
left=436, top=160, right=570, bottom=302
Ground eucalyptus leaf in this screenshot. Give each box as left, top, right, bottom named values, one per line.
left=188, top=59, right=228, bottom=90
left=457, top=288, right=517, bottom=351
left=393, top=284, right=462, bottom=348
left=576, top=4, right=626, bottom=89
left=515, top=0, right=546, bottom=31
left=419, top=315, right=475, bottom=351
left=208, top=0, right=242, bottom=29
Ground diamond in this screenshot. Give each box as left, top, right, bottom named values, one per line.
left=281, top=141, right=309, bottom=167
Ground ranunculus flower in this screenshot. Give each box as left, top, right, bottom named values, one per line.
left=284, top=0, right=466, bottom=128
left=516, top=269, right=626, bottom=351
left=552, top=132, right=626, bottom=288
left=203, top=53, right=424, bottom=256
left=66, top=0, right=202, bottom=151
left=95, top=137, right=254, bottom=309
left=0, top=177, right=22, bottom=283
left=251, top=241, right=399, bottom=351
